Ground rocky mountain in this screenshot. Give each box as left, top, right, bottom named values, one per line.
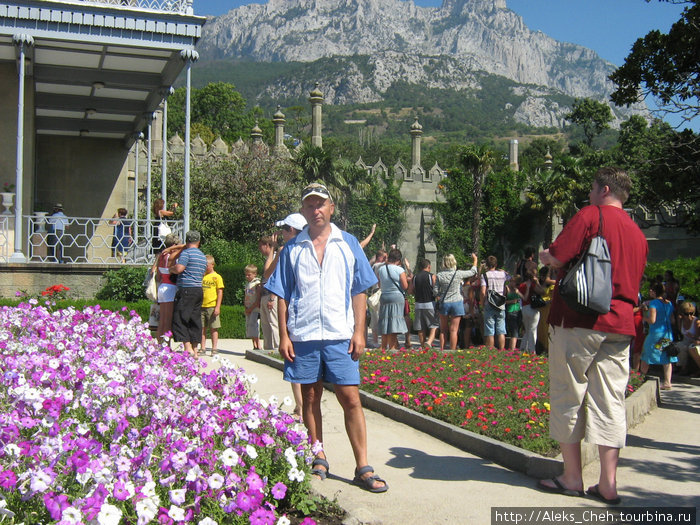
left=196, top=0, right=646, bottom=127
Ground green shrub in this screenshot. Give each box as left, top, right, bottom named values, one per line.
left=645, top=256, right=700, bottom=301
left=96, top=266, right=150, bottom=302
left=217, top=263, right=263, bottom=306
left=201, top=239, right=261, bottom=266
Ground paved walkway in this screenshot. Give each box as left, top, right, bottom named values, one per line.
left=201, top=340, right=699, bottom=524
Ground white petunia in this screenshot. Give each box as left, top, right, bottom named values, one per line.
left=168, top=505, right=185, bottom=522
left=276, top=517, right=291, bottom=525
left=61, top=506, right=82, bottom=524
left=199, top=518, right=218, bottom=525
left=185, top=464, right=203, bottom=482
left=135, top=496, right=159, bottom=524
left=284, top=447, right=297, bottom=467
left=30, top=470, right=52, bottom=493
left=207, top=473, right=224, bottom=490
left=220, top=448, right=239, bottom=467
left=4, top=444, right=20, bottom=457
left=169, top=488, right=187, bottom=505
left=96, top=503, right=122, bottom=525
left=247, top=374, right=258, bottom=384
left=268, top=395, right=278, bottom=405
left=282, top=396, right=293, bottom=406
left=245, top=444, right=258, bottom=459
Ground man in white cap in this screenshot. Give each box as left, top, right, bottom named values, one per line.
left=265, top=182, right=388, bottom=493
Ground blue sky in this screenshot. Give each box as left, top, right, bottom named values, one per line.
left=193, top=0, right=694, bottom=128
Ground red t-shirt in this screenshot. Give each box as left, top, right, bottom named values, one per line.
left=548, top=205, right=648, bottom=336
left=519, top=280, right=534, bottom=306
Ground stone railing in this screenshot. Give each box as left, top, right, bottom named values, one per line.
left=0, top=215, right=184, bottom=265
left=69, top=0, right=194, bottom=15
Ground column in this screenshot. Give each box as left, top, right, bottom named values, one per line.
left=410, top=117, right=423, bottom=169
left=509, top=139, right=519, bottom=171
left=9, top=34, right=34, bottom=263
left=180, top=49, right=199, bottom=233
left=146, top=113, right=154, bottom=224
left=133, top=133, right=143, bottom=242
left=309, top=83, right=323, bottom=148
left=160, top=87, right=174, bottom=206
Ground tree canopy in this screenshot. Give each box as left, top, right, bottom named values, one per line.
left=565, top=98, right=614, bottom=147
left=610, top=0, right=700, bottom=124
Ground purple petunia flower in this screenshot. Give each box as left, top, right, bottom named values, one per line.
left=0, top=470, right=17, bottom=490
left=249, top=507, right=276, bottom=525
left=236, top=491, right=254, bottom=513
left=271, top=482, right=287, bottom=500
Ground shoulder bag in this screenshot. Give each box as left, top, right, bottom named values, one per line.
left=144, top=268, right=158, bottom=302
left=558, top=206, right=613, bottom=315
left=435, top=270, right=458, bottom=312
left=528, top=280, right=547, bottom=309
left=485, top=272, right=506, bottom=309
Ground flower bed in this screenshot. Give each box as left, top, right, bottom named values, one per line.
left=0, top=302, right=320, bottom=525
left=360, top=347, right=645, bottom=456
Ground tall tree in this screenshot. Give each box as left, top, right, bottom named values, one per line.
left=565, top=98, right=614, bottom=147
left=293, top=143, right=373, bottom=229
left=526, top=156, right=588, bottom=246
left=610, top=0, right=700, bottom=124
left=458, top=144, right=497, bottom=254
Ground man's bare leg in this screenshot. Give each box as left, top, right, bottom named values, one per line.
left=540, top=442, right=584, bottom=492
left=302, top=381, right=327, bottom=477
left=592, top=445, right=620, bottom=500
left=334, top=384, right=386, bottom=490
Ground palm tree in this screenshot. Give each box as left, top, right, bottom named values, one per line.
left=526, top=155, right=588, bottom=246
left=293, top=143, right=372, bottom=229
left=459, top=144, right=497, bottom=254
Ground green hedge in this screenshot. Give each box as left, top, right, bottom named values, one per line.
left=95, top=263, right=264, bottom=307
left=645, top=256, right=700, bottom=301
left=0, top=299, right=248, bottom=339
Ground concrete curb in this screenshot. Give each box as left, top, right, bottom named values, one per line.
left=245, top=350, right=658, bottom=479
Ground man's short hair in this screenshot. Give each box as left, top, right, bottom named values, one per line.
left=206, top=254, right=215, bottom=266
left=595, top=167, right=631, bottom=204
left=486, top=255, right=498, bottom=269
left=185, top=230, right=201, bottom=244
left=418, top=258, right=431, bottom=271
left=244, top=264, right=258, bottom=275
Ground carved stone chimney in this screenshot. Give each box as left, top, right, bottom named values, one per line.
left=309, top=83, right=323, bottom=148
left=509, top=139, right=519, bottom=171
left=410, top=117, right=423, bottom=169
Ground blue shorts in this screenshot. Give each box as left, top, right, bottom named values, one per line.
left=284, top=340, right=360, bottom=385
left=483, top=304, right=506, bottom=336
left=439, top=301, right=465, bottom=317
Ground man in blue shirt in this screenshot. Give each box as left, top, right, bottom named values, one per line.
left=171, top=230, right=207, bottom=359
left=266, top=183, right=388, bottom=493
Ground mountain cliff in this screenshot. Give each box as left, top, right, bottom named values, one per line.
left=196, top=0, right=645, bottom=127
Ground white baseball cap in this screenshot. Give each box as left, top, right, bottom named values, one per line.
left=275, top=213, right=307, bottom=232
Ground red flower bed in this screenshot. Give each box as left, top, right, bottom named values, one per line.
left=360, top=347, right=644, bottom=456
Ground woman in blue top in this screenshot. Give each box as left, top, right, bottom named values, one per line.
left=641, top=282, right=677, bottom=390
left=378, top=249, right=409, bottom=350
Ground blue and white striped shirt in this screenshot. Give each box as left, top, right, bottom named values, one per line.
left=177, top=247, right=207, bottom=288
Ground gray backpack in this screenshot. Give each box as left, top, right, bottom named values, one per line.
left=558, top=206, right=612, bottom=315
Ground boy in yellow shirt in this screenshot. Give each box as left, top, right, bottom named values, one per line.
left=201, top=255, right=225, bottom=356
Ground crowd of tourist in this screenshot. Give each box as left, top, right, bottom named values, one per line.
left=142, top=170, right=697, bottom=502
